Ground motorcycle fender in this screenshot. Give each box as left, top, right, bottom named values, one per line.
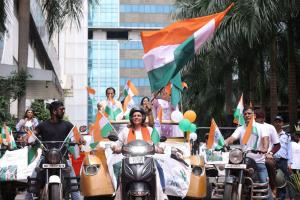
left=224, top=175, right=236, bottom=184
left=49, top=175, right=61, bottom=184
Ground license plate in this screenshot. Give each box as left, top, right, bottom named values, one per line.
left=42, top=164, right=65, bottom=168
left=225, top=164, right=246, bottom=169
left=129, top=156, right=144, bottom=164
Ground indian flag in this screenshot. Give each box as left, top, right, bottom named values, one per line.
left=105, top=101, right=123, bottom=121
left=66, top=126, right=81, bottom=159
left=151, top=127, right=160, bottom=145
left=87, top=86, right=97, bottom=106
left=1, top=126, right=16, bottom=149
left=141, top=4, right=233, bottom=93
left=233, top=94, right=245, bottom=126
left=207, top=118, right=225, bottom=150
left=27, top=130, right=37, bottom=143
left=242, top=115, right=259, bottom=150
left=95, top=112, right=113, bottom=138
left=123, top=80, right=139, bottom=113
left=28, top=146, right=39, bottom=165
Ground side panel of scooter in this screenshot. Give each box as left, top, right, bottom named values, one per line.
left=80, top=152, right=114, bottom=197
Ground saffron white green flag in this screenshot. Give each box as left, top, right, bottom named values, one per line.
left=151, top=127, right=160, bottom=145
left=105, top=101, right=123, bottom=121
left=207, top=118, right=225, bottom=150
left=233, top=94, right=245, bottom=126
left=66, top=126, right=81, bottom=159
left=141, top=4, right=233, bottom=93
left=123, top=80, right=139, bottom=113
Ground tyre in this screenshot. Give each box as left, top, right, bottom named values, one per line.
left=203, top=182, right=212, bottom=200
left=223, top=183, right=233, bottom=200
left=49, top=183, right=61, bottom=200
left=0, top=183, right=17, bottom=200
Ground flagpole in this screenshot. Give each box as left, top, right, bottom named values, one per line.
left=61, top=126, right=76, bottom=148
left=150, top=87, right=164, bottom=103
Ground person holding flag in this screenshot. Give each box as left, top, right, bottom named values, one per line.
left=224, top=106, right=272, bottom=199
left=25, top=101, right=81, bottom=200
left=98, top=87, right=123, bottom=121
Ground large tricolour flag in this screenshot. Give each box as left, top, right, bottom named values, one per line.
left=233, top=94, right=245, bottom=126
left=207, top=118, right=225, bottom=150
left=123, top=80, right=139, bottom=113
left=141, top=4, right=233, bottom=93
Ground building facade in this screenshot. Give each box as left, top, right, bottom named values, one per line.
left=87, top=0, right=174, bottom=123
left=0, top=0, right=63, bottom=117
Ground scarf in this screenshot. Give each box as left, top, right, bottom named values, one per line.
left=127, top=127, right=151, bottom=143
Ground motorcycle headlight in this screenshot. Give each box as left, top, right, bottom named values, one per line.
left=46, top=149, right=61, bottom=164
left=130, top=146, right=146, bottom=154
left=229, top=149, right=243, bottom=164
left=84, top=164, right=100, bottom=176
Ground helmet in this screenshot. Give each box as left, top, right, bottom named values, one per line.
left=275, top=169, right=287, bottom=188
left=129, top=107, right=146, bottom=124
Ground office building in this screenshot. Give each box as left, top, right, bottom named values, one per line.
left=86, top=0, right=174, bottom=123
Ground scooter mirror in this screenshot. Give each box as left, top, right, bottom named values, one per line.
left=160, top=136, right=167, bottom=142
left=108, top=134, right=119, bottom=141
left=79, top=125, right=87, bottom=133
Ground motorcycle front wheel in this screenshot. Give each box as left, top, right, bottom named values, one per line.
left=223, top=183, right=238, bottom=200
left=49, top=183, right=61, bottom=200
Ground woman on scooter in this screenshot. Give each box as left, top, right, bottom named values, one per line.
left=110, top=107, right=168, bottom=200
left=111, top=107, right=163, bottom=153
left=16, top=108, right=39, bottom=132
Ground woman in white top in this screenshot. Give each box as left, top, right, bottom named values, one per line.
left=16, top=108, right=39, bottom=132
left=111, top=107, right=163, bottom=153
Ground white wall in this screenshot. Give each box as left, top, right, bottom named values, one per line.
left=61, top=1, right=88, bottom=126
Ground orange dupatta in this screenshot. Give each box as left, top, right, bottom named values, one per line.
left=127, top=127, right=151, bottom=143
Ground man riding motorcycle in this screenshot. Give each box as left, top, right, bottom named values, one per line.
left=225, top=106, right=273, bottom=200
left=25, top=101, right=81, bottom=200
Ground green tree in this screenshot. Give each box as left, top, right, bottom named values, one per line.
left=1, top=0, right=85, bottom=118
left=30, top=99, right=50, bottom=122
left=0, top=70, right=29, bottom=128
left=172, top=0, right=300, bottom=130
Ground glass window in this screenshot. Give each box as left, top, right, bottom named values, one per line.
left=88, top=40, right=120, bottom=123
left=89, top=0, right=119, bottom=28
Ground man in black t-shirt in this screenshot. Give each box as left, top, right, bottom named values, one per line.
left=25, top=101, right=80, bottom=200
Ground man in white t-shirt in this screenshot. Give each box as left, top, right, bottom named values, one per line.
left=291, top=132, right=300, bottom=172
left=225, top=107, right=271, bottom=199
left=255, top=109, right=281, bottom=197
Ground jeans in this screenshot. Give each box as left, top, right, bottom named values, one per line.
left=256, top=163, right=273, bottom=200
left=25, top=158, right=80, bottom=200
left=276, top=158, right=289, bottom=200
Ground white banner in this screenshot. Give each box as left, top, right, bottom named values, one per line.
left=0, top=147, right=41, bottom=182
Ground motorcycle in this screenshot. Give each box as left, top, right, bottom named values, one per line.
left=222, top=148, right=269, bottom=200
left=27, top=141, right=80, bottom=200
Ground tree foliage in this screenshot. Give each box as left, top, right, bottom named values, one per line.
left=30, top=99, right=50, bottom=122
left=0, top=70, right=30, bottom=128
left=173, top=0, right=300, bottom=128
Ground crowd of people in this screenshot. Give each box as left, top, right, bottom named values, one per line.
left=0, top=86, right=300, bottom=200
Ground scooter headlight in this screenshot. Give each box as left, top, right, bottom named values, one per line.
left=84, top=164, right=100, bottom=176
left=229, top=149, right=243, bottom=164
left=130, top=146, right=146, bottom=154
left=46, top=149, right=61, bottom=164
